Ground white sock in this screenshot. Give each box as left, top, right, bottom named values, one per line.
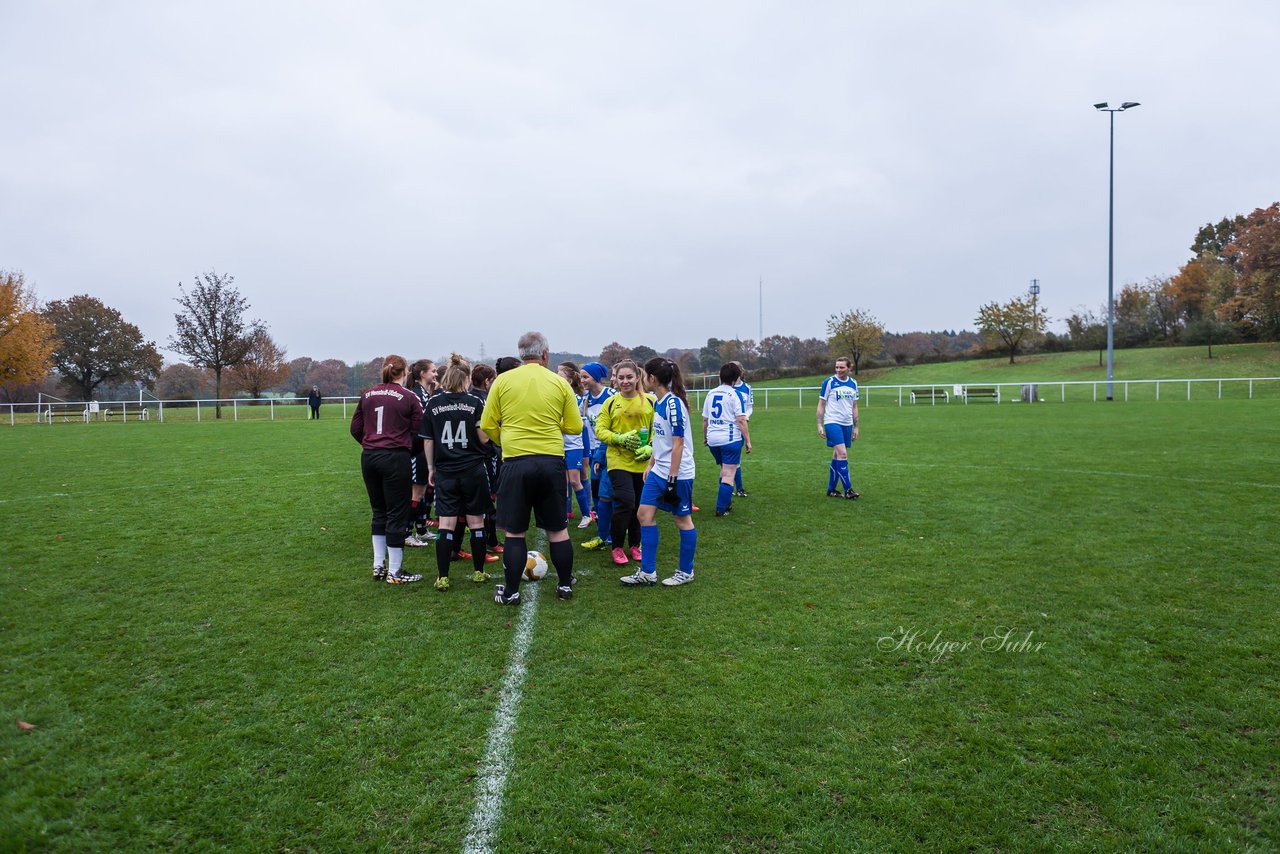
left=388, top=547, right=404, bottom=573
left=373, top=535, right=388, bottom=567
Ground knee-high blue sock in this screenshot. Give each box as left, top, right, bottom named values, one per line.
left=640, top=525, right=659, bottom=573
left=678, top=527, right=697, bottom=573
left=716, top=482, right=733, bottom=514
left=575, top=486, right=591, bottom=516
left=837, top=459, right=851, bottom=490
left=828, top=461, right=838, bottom=492
left=734, top=467, right=744, bottom=491
left=597, top=499, right=613, bottom=541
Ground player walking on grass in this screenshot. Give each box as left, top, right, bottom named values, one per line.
left=578, top=362, right=615, bottom=551
left=421, top=354, right=494, bottom=591
left=478, top=332, right=583, bottom=605
left=593, top=359, right=653, bottom=567
left=623, top=357, right=697, bottom=587
left=817, top=356, right=860, bottom=499
left=730, top=365, right=753, bottom=497
left=351, top=355, right=424, bottom=584
left=703, top=361, right=752, bottom=517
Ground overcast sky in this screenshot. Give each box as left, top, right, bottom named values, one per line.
left=3, top=1, right=1278, bottom=364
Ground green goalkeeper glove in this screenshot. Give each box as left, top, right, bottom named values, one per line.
left=633, top=444, right=652, bottom=462
left=613, top=430, right=641, bottom=450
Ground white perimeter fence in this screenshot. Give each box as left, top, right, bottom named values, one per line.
left=6, top=377, right=1280, bottom=427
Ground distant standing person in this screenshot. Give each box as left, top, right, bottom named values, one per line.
left=478, top=332, right=584, bottom=605
left=308, top=386, right=322, bottom=419
left=350, top=354, right=424, bottom=584
left=817, top=356, right=860, bottom=499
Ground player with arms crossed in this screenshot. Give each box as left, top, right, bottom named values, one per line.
left=817, top=356, right=860, bottom=499
left=703, top=361, right=752, bottom=517
left=351, top=354, right=424, bottom=584
left=623, top=357, right=698, bottom=587
left=421, top=353, right=494, bottom=591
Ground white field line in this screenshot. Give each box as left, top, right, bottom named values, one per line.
left=461, top=536, right=544, bottom=854
left=745, top=458, right=1280, bottom=491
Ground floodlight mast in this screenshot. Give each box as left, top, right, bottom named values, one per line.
left=1094, top=100, right=1140, bottom=401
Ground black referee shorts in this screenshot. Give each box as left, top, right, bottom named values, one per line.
left=496, top=454, right=567, bottom=535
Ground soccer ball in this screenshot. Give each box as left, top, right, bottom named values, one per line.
left=523, top=550, right=548, bottom=581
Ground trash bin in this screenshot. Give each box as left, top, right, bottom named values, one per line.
left=1020, top=384, right=1040, bottom=403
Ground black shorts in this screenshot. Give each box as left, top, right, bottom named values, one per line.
left=434, top=465, right=493, bottom=518
left=496, top=454, right=567, bottom=535
left=411, top=450, right=429, bottom=486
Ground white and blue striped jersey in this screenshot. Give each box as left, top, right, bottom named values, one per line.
left=563, top=397, right=585, bottom=453
left=732, top=379, right=754, bottom=420
left=582, top=386, right=615, bottom=453
left=820, top=375, right=859, bottom=425
left=701, top=384, right=744, bottom=447
left=651, top=392, right=697, bottom=481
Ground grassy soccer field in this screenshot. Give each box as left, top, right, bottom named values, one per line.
left=2, top=401, right=1277, bottom=851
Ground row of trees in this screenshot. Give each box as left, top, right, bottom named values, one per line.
left=5, top=202, right=1275, bottom=400
left=1063, top=203, right=1280, bottom=354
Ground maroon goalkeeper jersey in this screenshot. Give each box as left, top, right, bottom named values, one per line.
left=350, top=383, right=423, bottom=450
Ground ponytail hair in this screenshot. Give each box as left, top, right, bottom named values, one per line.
left=644, top=357, right=689, bottom=410
left=558, top=361, right=583, bottom=395
left=381, top=354, right=408, bottom=384
left=441, top=353, right=471, bottom=393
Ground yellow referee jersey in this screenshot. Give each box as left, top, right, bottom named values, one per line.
left=478, top=363, right=583, bottom=459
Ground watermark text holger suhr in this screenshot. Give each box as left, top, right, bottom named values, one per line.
left=877, top=626, right=1046, bottom=663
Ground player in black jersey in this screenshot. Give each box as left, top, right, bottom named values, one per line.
left=406, top=359, right=436, bottom=545
left=420, top=354, right=494, bottom=591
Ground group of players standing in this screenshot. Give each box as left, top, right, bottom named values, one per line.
left=350, top=332, right=860, bottom=604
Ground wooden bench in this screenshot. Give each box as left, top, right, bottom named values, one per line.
left=963, top=387, right=1000, bottom=404
left=909, top=388, right=949, bottom=404
left=41, top=407, right=89, bottom=423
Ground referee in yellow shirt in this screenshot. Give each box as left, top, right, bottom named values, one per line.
left=479, top=331, right=584, bottom=605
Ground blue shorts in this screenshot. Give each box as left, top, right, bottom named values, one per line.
left=824, top=423, right=853, bottom=448
left=564, top=449, right=584, bottom=470
left=639, top=471, right=695, bottom=516
left=597, top=467, right=614, bottom=500
left=709, top=441, right=743, bottom=466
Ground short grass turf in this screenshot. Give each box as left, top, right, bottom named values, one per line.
left=2, top=401, right=1277, bottom=851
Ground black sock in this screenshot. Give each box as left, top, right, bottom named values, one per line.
left=470, top=529, right=486, bottom=574
left=435, top=530, right=453, bottom=578
left=549, top=538, right=573, bottom=587
left=485, top=514, right=498, bottom=548
left=503, top=538, right=528, bottom=594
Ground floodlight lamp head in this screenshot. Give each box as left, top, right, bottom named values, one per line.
left=1120, top=101, right=1141, bottom=109
left=1094, top=102, right=1109, bottom=110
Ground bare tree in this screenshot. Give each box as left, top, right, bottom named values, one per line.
left=168, top=271, right=259, bottom=417
left=228, top=328, right=289, bottom=399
